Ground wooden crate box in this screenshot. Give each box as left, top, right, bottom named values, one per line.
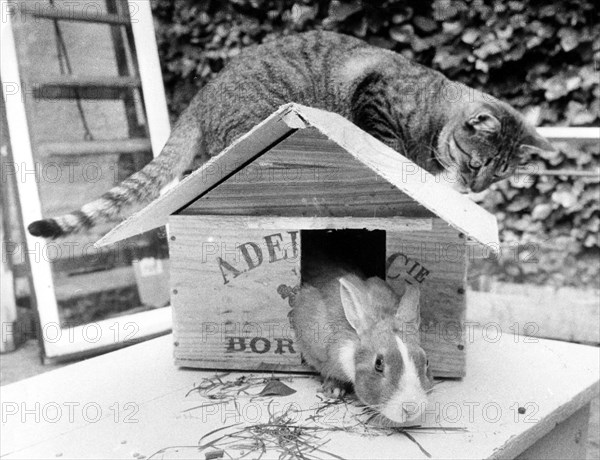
left=98, top=103, right=499, bottom=378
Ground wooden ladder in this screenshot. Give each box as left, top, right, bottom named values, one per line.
left=21, top=0, right=150, bottom=160
left=1, top=0, right=172, bottom=360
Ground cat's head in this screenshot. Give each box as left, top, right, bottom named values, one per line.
left=437, top=100, right=554, bottom=193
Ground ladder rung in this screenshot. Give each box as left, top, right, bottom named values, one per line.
left=22, top=6, right=130, bottom=26
left=30, top=76, right=141, bottom=100
left=39, top=139, right=152, bottom=156
left=55, top=266, right=137, bottom=302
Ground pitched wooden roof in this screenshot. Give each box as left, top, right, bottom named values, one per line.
left=97, top=103, right=498, bottom=249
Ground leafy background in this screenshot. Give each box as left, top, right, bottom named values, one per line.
left=151, top=0, right=599, bottom=288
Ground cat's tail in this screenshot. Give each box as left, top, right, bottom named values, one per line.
left=27, top=109, right=201, bottom=239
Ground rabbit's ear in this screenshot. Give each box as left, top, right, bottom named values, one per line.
left=339, top=275, right=371, bottom=335
left=396, top=284, right=421, bottom=328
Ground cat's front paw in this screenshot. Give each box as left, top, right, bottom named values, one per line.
left=321, top=378, right=349, bottom=399
left=433, top=171, right=469, bottom=193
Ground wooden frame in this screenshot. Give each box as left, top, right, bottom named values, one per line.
left=537, top=127, right=599, bottom=143
left=0, top=203, right=18, bottom=353
left=129, top=0, right=171, bottom=156
left=1, top=332, right=597, bottom=459
left=0, top=0, right=171, bottom=361
left=1, top=1, right=57, bottom=357
left=467, top=283, right=600, bottom=345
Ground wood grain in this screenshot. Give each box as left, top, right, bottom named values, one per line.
left=53, top=266, right=137, bottom=302
left=169, top=216, right=303, bottom=371
left=514, top=405, right=590, bottom=460
left=170, top=215, right=466, bottom=377
left=386, top=218, right=467, bottom=378
left=467, top=282, right=600, bottom=345
left=184, top=127, right=433, bottom=218
left=21, top=5, right=131, bottom=25
left=179, top=215, right=432, bottom=231
left=30, top=76, right=140, bottom=100
left=38, top=138, right=152, bottom=157
left=1, top=333, right=597, bottom=459
left=1, top=204, right=17, bottom=353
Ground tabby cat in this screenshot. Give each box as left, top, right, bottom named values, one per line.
left=28, top=31, right=553, bottom=238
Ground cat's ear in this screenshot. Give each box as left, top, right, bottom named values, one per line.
left=519, top=128, right=556, bottom=158
left=466, top=112, right=501, bottom=134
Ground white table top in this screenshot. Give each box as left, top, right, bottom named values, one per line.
left=1, top=330, right=598, bottom=459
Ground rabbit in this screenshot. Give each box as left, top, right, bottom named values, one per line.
left=288, top=267, right=433, bottom=425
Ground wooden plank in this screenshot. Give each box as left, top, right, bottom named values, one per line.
left=29, top=76, right=141, bottom=88
left=537, top=127, right=599, bottom=142
left=0, top=204, right=18, bottom=353
left=386, top=218, right=467, bottom=378
left=129, top=0, right=172, bottom=158
left=38, top=138, right=152, bottom=156
left=96, top=106, right=297, bottom=247
left=183, top=215, right=433, bottom=232
left=1, top=8, right=62, bottom=344
left=40, top=307, right=172, bottom=361
left=0, top=89, right=20, bottom=353
left=169, top=216, right=303, bottom=371
left=46, top=236, right=156, bottom=275
left=515, top=167, right=600, bottom=177
left=515, top=404, right=590, bottom=460
left=53, top=266, right=137, bottom=302
left=107, top=0, right=148, bottom=139
left=467, top=283, right=600, bottom=345
left=30, top=76, right=141, bottom=100
left=0, top=332, right=597, bottom=459
left=21, top=5, right=131, bottom=25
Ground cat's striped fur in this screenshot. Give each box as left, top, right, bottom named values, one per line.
left=28, top=31, right=553, bottom=238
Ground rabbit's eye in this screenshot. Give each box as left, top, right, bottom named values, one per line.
left=374, top=355, right=384, bottom=373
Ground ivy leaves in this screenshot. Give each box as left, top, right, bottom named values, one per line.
left=151, top=0, right=599, bottom=287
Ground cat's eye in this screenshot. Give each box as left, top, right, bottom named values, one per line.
left=469, top=158, right=483, bottom=169
left=374, top=355, right=384, bottom=373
